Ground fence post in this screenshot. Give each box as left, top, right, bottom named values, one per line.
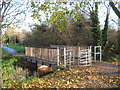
left=89, top=46, right=92, bottom=65
left=57, top=47, right=60, bottom=66
left=64, top=47, right=66, bottom=67
left=70, top=51, right=72, bottom=69
left=86, top=51, right=88, bottom=66
left=78, top=47, right=80, bottom=65
left=94, top=46, right=96, bottom=62
left=25, top=47, right=27, bottom=56
left=73, top=50, right=75, bottom=64
left=100, top=46, right=102, bottom=62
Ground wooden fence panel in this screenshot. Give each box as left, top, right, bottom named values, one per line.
left=26, top=47, right=58, bottom=62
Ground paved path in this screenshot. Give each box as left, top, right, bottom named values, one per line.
left=1, top=46, right=17, bottom=55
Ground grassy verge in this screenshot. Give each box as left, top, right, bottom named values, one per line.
left=4, top=44, right=25, bottom=54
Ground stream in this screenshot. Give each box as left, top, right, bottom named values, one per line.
left=1, top=46, right=17, bottom=55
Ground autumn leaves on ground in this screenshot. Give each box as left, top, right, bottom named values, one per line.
left=5, top=66, right=119, bottom=88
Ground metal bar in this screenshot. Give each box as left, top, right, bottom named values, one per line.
left=73, top=50, right=75, bottom=63
left=64, top=47, right=66, bottom=67
left=94, top=46, right=96, bottom=62
left=100, top=46, right=102, bottom=62
left=78, top=47, right=80, bottom=65
left=86, top=51, right=87, bottom=66
left=69, top=51, right=72, bottom=69
left=89, top=46, right=92, bottom=65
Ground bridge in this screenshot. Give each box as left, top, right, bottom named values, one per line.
left=23, top=45, right=102, bottom=70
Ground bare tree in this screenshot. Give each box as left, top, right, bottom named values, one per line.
left=0, top=0, right=29, bottom=35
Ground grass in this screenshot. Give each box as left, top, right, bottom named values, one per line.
left=4, top=44, right=25, bottom=54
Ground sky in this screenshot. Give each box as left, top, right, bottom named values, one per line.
left=14, top=1, right=119, bottom=32
left=98, top=2, right=119, bottom=30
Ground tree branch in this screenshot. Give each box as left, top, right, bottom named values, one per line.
left=109, top=2, right=120, bottom=18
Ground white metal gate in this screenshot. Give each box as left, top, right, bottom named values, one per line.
left=64, top=48, right=74, bottom=68
left=78, top=46, right=92, bottom=66
left=56, top=46, right=102, bottom=68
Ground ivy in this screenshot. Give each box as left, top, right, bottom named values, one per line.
left=102, top=13, right=109, bottom=47
left=90, top=2, right=102, bottom=46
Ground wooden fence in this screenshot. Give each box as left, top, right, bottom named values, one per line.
left=25, top=47, right=58, bottom=62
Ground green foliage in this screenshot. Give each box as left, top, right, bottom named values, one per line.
left=102, top=13, right=109, bottom=47
left=5, top=44, right=25, bottom=53
left=102, top=29, right=119, bottom=62
left=1, top=34, right=9, bottom=44
left=2, top=57, right=17, bottom=81
left=49, top=11, right=69, bottom=32
left=103, top=43, right=119, bottom=62
left=90, top=2, right=102, bottom=46
left=31, top=2, right=82, bottom=31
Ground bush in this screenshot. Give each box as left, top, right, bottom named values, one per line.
left=24, top=16, right=92, bottom=47
left=102, top=29, right=119, bottom=62
left=2, top=57, right=17, bottom=84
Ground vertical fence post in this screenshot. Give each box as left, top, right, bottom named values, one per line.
left=78, top=47, right=80, bottom=65
left=25, top=47, right=27, bottom=56
left=94, top=46, right=96, bottom=62
left=70, top=51, right=72, bottom=69
left=57, top=47, right=60, bottom=66
left=71, top=50, right=75, bottom=63
left=100, top=46, right=102, bottom=62
left=86, top=51, right=88, bottom=66
left=90, top=46, right=92, bottom=65
left=64, top=47, right=66, bottom=67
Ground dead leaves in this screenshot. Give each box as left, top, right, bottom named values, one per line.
left=4, top=67, right=120, bottom=88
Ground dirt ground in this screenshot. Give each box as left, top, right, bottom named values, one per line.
left=73, top=61, right=120, bottom=75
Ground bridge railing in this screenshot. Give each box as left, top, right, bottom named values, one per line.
left=25, top=45, right=102, bottom=68
left=25, top=47, right=58, bottom=63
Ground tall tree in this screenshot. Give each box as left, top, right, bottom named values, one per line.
left=102, top=4, right=110, bottom=47
left=0, top=0, right=29, bottom=35
left=102, top=13, right=109, bottom=47
left=109, top=1, right=120, bottom=53
left=90, top=2, right=102, bottom=46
